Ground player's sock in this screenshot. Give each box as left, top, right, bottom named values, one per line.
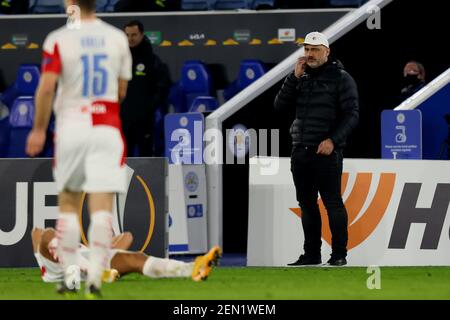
left=56, top=213, right=80, bottom=270
left=87, top=211, right=113, bottom=288
left=77, top=251, right=89, bottom=275
left=142, top=257, right=193, bottom=278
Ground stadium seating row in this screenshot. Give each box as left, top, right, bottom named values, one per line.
left=168, top=59, right=265, bottom=113
left=28, top=0, right=273, bottom=13
left=182, top=0, right=273, bottom=10
left=14, top=0, right=367, bottom=14
left=183, top=0, right=369, bottom=10
left=0, top=58, right=265, bottom=157
left=29, top=0, right=118, bottom=13
left=0, top=64, right=54, bottom=157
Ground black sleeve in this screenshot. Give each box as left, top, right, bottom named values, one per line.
left=274, top=71, right=299, bottom=113
left=329, top=71, right=359, bottom=146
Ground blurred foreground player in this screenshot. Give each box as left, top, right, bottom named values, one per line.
left=26, top=0, right=132, bottom=298
left=32, top=227, right=221, bottom=296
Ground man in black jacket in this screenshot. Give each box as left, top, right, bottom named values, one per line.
left=274, top=32, right=359, bottom=266
left=121, top=20, right=171, bottom=157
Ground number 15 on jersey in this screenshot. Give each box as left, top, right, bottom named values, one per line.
left=81, top=54, right=108, bottom=97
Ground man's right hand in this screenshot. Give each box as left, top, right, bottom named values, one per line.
left=26, top=129, right=46, bottom=157
left=295, top=56, right=307, bottom=78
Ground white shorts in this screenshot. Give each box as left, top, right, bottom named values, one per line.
left=34, top=253, right=65, bottom=283
left=53, top=124, right=126, bottom=193
left=79, top=245, right=124, bottom=270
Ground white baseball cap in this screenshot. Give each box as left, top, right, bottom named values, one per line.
left=303, top=31, right=329, bottom=48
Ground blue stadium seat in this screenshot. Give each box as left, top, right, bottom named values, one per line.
left=168, top=82, right=187, bottom=113
left=29, top=0, right=65, bottom=13
left=9, top=97, right=34, bottom=129
left=0, top=64, right=37, bottom=111
left=189, top=96, right=219, bottom=112
left=181, top=0, right=216, bottom=10
left=250, top=0, right=274, bottom=9
left=330, top=0, right=367, bottom=7
left=104, top=0, right=119, bottom=12
left=181, top=60, right=211, bottom=95
left=169, top=61, right=213, bottom=113
left=7, top=97, right=34, bottom=157
left=96, top=0, right=108, bottom=12
left=0, top=64, right=39, bottom=157
left=223, top=59, right=266, bottom=101
left=180, top=60, right=212, bottom=110
left=4, top=64, right=54, bottom=158
left=214, top=0, right=249, bottom=9
left=238, top=59, right=265, bottom=88
left=16, top=64, right=40, bottom=96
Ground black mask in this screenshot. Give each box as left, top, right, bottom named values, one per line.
left=403, top=74, right=421, bottom=86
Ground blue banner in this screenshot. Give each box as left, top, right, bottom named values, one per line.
left=381, top=110, right=422, bottom=159
left=164, top=113, right=204, bottom=164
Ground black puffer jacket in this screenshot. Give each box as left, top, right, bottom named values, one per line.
left=274, top=59, right=359, bottom=149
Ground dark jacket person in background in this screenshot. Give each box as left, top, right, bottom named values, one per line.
left=399, top=60, right=426, bottom=104
left=274, top=32, right=359, bottom=266
left=121, top=20, right=171, bottom=157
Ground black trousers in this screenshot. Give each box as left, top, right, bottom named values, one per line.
left=290, top=145, right=348, bottom=258
left=122, top=121, right=154, bottom=157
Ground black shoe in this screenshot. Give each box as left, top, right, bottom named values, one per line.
left=85, top=284, right=102, bottom=299
left=288, top=254, right=322, bottom=266
left=56, top=282, right=78, bottom=297
left=327, top=256, right=347, bottom=266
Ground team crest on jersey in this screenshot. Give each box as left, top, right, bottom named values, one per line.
left=135, top=63, right=146, bottom=76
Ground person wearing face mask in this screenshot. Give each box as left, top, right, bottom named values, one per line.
left=274, top=32, right=359, bottom=267
left=399, top=60, right=426, bottom=103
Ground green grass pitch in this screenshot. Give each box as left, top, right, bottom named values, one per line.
left=1, top=267, right=450, bottom=300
